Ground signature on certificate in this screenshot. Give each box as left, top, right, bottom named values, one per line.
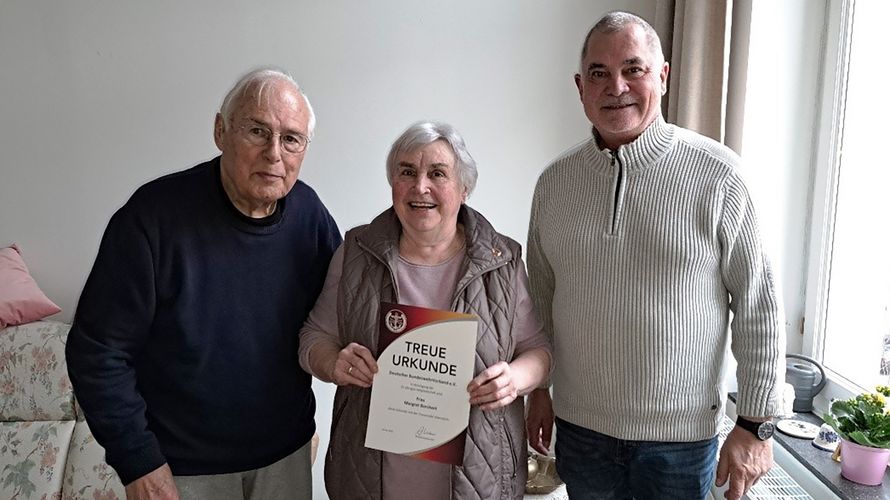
left=415, top=426, right=437, bottom=440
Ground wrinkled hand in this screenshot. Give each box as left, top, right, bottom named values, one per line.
left=331, top=342, right=377, bottom=388
left=467, top=361, right=519, bottom=411
left=525, top=388, right=554, bottom=455
left=715, top=426, right=773, bottom=500
left=125, top=464, right=179, bottom=500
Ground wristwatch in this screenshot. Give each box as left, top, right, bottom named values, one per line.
left=736, top=416, right=775, bottom=440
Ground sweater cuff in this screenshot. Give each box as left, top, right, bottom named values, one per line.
left=108, top=442, right=168, bottom=485
left=735, top=385, right=780, bottom=418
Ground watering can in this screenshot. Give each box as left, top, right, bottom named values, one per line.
left=785, top=354, right=826, bottom=413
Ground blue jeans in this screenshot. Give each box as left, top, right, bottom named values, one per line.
left=555, top=417, right=717, bottom=500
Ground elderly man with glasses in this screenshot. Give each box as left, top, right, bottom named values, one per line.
left=66, top=68, right=341, bottom=500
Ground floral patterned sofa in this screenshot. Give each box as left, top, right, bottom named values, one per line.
left=0, top=320, right=125, bottom=500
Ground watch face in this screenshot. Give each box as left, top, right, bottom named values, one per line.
left=757, top=421, right=776, bottom=440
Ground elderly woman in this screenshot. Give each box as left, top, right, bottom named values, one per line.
left=299, top=121, right=551, bottom=500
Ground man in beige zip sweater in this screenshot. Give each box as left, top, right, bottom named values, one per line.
left=525, top=11, right=783, bottom=500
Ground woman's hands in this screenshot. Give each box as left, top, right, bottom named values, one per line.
left=467, top=361, right=520, bottom=411
left=467, top=347, right=550, bottom=411
left=330, top=342, right=378, bottom=388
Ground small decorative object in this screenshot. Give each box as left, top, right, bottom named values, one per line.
left=780, top=382, right=796, bottom=417
left=526, top=452, right=563, bottom=494
left=776, top=419, right=820, bottom=439
left=823, top=386, right=890, bottom=486
left=831, top=443, right=842, bottom=462
left=812, top=423, right=840, bottom=452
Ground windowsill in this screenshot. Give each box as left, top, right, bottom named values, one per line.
left=772, top=411, right=889, bottom=500
left=730, top=394, right=889, bottom=499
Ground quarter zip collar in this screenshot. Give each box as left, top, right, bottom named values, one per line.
left=582, top=116, right=676, bottom=175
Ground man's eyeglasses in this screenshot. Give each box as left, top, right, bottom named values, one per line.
left=237, top=124, right=310, bottom=154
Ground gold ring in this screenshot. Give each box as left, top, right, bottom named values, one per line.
left=347, top=365, right=353, bottom=375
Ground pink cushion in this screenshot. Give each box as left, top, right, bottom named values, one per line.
left=0, top=244, right=61, bottom=328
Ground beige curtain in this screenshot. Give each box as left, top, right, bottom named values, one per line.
left=654, top=0, right=752, bottom=154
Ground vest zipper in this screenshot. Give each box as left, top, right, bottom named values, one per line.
left=450, top=256, right=512, bottom=499
left=356, top=241, right=401, bottom=301
left=502, top=414, right=518, bottom=478
left=449, top=259, right=509, bottom=309
left=327, top=394, right=349, bottom=462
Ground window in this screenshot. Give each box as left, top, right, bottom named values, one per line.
left=805, top=0, right=890, bottom=404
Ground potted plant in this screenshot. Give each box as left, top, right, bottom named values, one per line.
left=823, top=386, right=890, bottom=485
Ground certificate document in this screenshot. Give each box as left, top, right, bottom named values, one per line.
left=365, top=302, right=478, bottom=465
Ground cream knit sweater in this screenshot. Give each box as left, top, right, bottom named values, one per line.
left=527, top=117, right=784, bottom=442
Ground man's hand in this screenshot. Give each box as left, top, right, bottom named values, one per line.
left=125, top=464, right=179, bottom=500
left=715, top=426, right=773, bottom=500
left=525, top=388, right=554, bottom=455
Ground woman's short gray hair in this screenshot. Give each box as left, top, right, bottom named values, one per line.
left=386, top=121, right=478, bottom=197
left=219, top=67, right=316, bottom=139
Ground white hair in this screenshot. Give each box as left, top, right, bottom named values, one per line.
left=219, top=67, right=316, bottom=138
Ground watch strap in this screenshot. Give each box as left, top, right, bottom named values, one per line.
left=736, top=416, right=774, bottom=440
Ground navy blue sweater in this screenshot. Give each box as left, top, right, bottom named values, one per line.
left=66, top=157, right=341, bottom=484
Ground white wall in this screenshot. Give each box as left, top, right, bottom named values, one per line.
left=741, top=0, right=827, bottom=356
left=0, top=1, right=653, bottom=497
